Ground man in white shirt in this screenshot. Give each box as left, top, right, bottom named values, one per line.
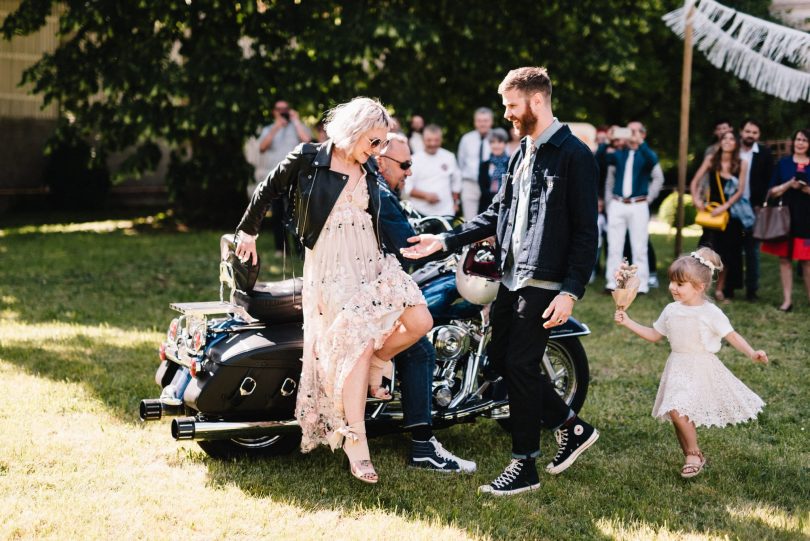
left=405, top=124, right=461, bottom=217
left=457, top=107, right=494, bottom=220
left=249, top=100, right=311, bottom=254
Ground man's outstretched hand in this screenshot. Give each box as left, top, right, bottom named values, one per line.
left=400, top=234, right=444, bottom=260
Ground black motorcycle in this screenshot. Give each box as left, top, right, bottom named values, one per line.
left=140, top=232, right=591, bottom=458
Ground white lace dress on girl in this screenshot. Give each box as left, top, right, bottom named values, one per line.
left=651, top=301, right=765, bottom=427
left=295, top=174, right=425, bottom=452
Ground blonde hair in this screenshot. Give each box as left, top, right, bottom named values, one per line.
left=668, top=247, right=724, bottom=292
left=324, top=97, right=391, bottom=151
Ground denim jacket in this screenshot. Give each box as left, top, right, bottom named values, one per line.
left=376, top=176, right=417, bottom=265
left=443, top=125, right=599, bottom=299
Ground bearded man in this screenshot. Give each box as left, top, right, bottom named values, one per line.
left=401, top=67, right=600, bottom=496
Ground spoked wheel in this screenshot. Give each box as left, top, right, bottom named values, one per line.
left=197, top=433, right=301, bottom=459
left=496, top=337, right=590, bottom=431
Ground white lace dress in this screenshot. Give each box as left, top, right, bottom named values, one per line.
left=651, top=301, right=765, bottom=427
left=295, top=174, right=426, bottom=452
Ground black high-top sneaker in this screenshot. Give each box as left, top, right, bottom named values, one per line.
left=545, top=416, right=599, bottom=475
left=478, top=458, right=540, bottom=496
left=409, top=437, right=476, bottom=473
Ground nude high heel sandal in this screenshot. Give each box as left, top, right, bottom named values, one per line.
left=368, top=355, right=393, bottom=400
left=340, top=422, right=378, bottom=484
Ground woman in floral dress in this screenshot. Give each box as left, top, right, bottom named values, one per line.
left=235, top=98, right=431, bottom=483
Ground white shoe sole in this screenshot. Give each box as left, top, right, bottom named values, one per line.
left=478, top=482, right=540, bottom=496
left=545, top=429, right=599, bottom=475
left=408, top=460, right=476, bottom=474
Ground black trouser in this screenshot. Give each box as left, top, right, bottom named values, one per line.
left=489, top=285, right=572, bottom=458
left=742, top=228, right=760, bottom=295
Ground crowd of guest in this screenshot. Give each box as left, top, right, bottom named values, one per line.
left=596, top=117, right=810, bottom=311
left=247, top=101, right=810, bottom=311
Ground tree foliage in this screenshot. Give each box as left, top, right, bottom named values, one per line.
left=4, top=0, right=809, bottom=225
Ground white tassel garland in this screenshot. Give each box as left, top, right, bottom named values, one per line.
left=663, top=0, right=810, bottom=102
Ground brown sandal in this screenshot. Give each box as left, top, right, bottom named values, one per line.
left=681, top=450, right=706, bottom=478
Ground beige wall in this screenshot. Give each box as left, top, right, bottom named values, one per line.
left=770, top=1, right=810, bottom=31
left=0, top=0, right=58, bottom=120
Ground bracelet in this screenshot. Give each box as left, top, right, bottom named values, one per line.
left=558, top=291, right=578, bottom=302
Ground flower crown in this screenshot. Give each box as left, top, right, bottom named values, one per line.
left=690, top=252, right=717, bottom=272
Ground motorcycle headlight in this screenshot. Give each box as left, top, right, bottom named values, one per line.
left=428, top=325, right=469, bottom=362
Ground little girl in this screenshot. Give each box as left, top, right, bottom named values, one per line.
left=614, top=247, right=768, bottom=478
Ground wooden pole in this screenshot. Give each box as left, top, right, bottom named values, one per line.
left=675, top=2, right=695, bottom=257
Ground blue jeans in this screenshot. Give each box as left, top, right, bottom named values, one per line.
left=395, top=336, right=434, bottom=428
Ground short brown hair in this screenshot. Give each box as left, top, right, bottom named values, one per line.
left=498, top=67, right=552, bottom=98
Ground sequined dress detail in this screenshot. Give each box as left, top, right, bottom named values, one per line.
left=295, top=174, right=425, bottom=452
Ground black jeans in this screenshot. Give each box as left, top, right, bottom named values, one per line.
left=742, top=227, right=760, bottom=295
left=489, top=285, right=572, bottom=458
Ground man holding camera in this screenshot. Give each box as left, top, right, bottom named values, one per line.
left=252, top=101, right=312, bottom=254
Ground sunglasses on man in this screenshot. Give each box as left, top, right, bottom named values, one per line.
left=380, top=155, right=412, bottom=170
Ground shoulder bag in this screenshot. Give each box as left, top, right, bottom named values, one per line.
left=753, top=198, right=791, bottom=241
left=695, top=172, right=730, bottom=231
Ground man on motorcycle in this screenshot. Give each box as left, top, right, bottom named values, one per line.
left=375, top=133, right=476, bottom=473
left=402, top=67, right=601, bottom=496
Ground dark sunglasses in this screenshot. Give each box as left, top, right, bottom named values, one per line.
left=367, top=136, right=390, bottom=150
left=381, top=155, right=412, bottom=170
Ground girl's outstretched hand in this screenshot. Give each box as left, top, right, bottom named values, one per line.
left=614, top=309, right=627, bottom=326
left=751, top=350, right=769, bottom=364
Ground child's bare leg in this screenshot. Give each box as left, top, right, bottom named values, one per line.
left=670, top=410, right=700, bottom=456
left=670, top=410, right=705, bottom=477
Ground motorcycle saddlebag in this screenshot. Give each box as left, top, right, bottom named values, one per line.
left=182, top=323, right=303, bottom=420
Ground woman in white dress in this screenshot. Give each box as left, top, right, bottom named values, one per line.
left=614, top=247, right=768, bottom=478
left=234, top=98, right=431, bottom=483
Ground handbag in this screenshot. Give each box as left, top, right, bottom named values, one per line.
left=695, top=173, right=730, bottom=231
left=723, top=176, right=756, bottom=229
left=753, top=198, right=791, bottom=241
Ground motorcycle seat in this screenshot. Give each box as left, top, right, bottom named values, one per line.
left=232, top=278, right=304, bottom=323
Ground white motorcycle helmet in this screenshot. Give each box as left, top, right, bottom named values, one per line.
left=456, top=241, right=501, bottom=305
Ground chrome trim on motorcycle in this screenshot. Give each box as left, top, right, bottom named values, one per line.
left=239, top=377, right=257, bottom=396
left=171, top=417, right=300, bottom=441
left=139, top=398, right=185, bottom=421
left=279, top=378, right=296, bottom=397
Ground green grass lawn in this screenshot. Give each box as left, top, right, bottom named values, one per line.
left=0, top=212, right=807, bottom=540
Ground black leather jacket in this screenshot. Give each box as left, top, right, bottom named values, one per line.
left=236, top=140, right=383, bottom=250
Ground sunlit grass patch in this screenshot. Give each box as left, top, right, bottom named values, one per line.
left=0, top=216, right=807, bottom=540
left=726, top=503, right=810, bottom=537
left=0, top=219, right=137, bottom=237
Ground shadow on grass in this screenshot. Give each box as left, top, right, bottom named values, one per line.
left=0, top=338, right=158, bottom=423
left=195, top=427, right=807, bottom=540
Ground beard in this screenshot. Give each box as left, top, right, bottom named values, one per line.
left=742, top=136, right=756, bottom=147
left=511, top=103, right=538, bottom=137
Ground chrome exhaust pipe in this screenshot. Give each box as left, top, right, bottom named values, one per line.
left=139, top=399, right=185, bottom=421
left=171, top=417, right=300, bottom=441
